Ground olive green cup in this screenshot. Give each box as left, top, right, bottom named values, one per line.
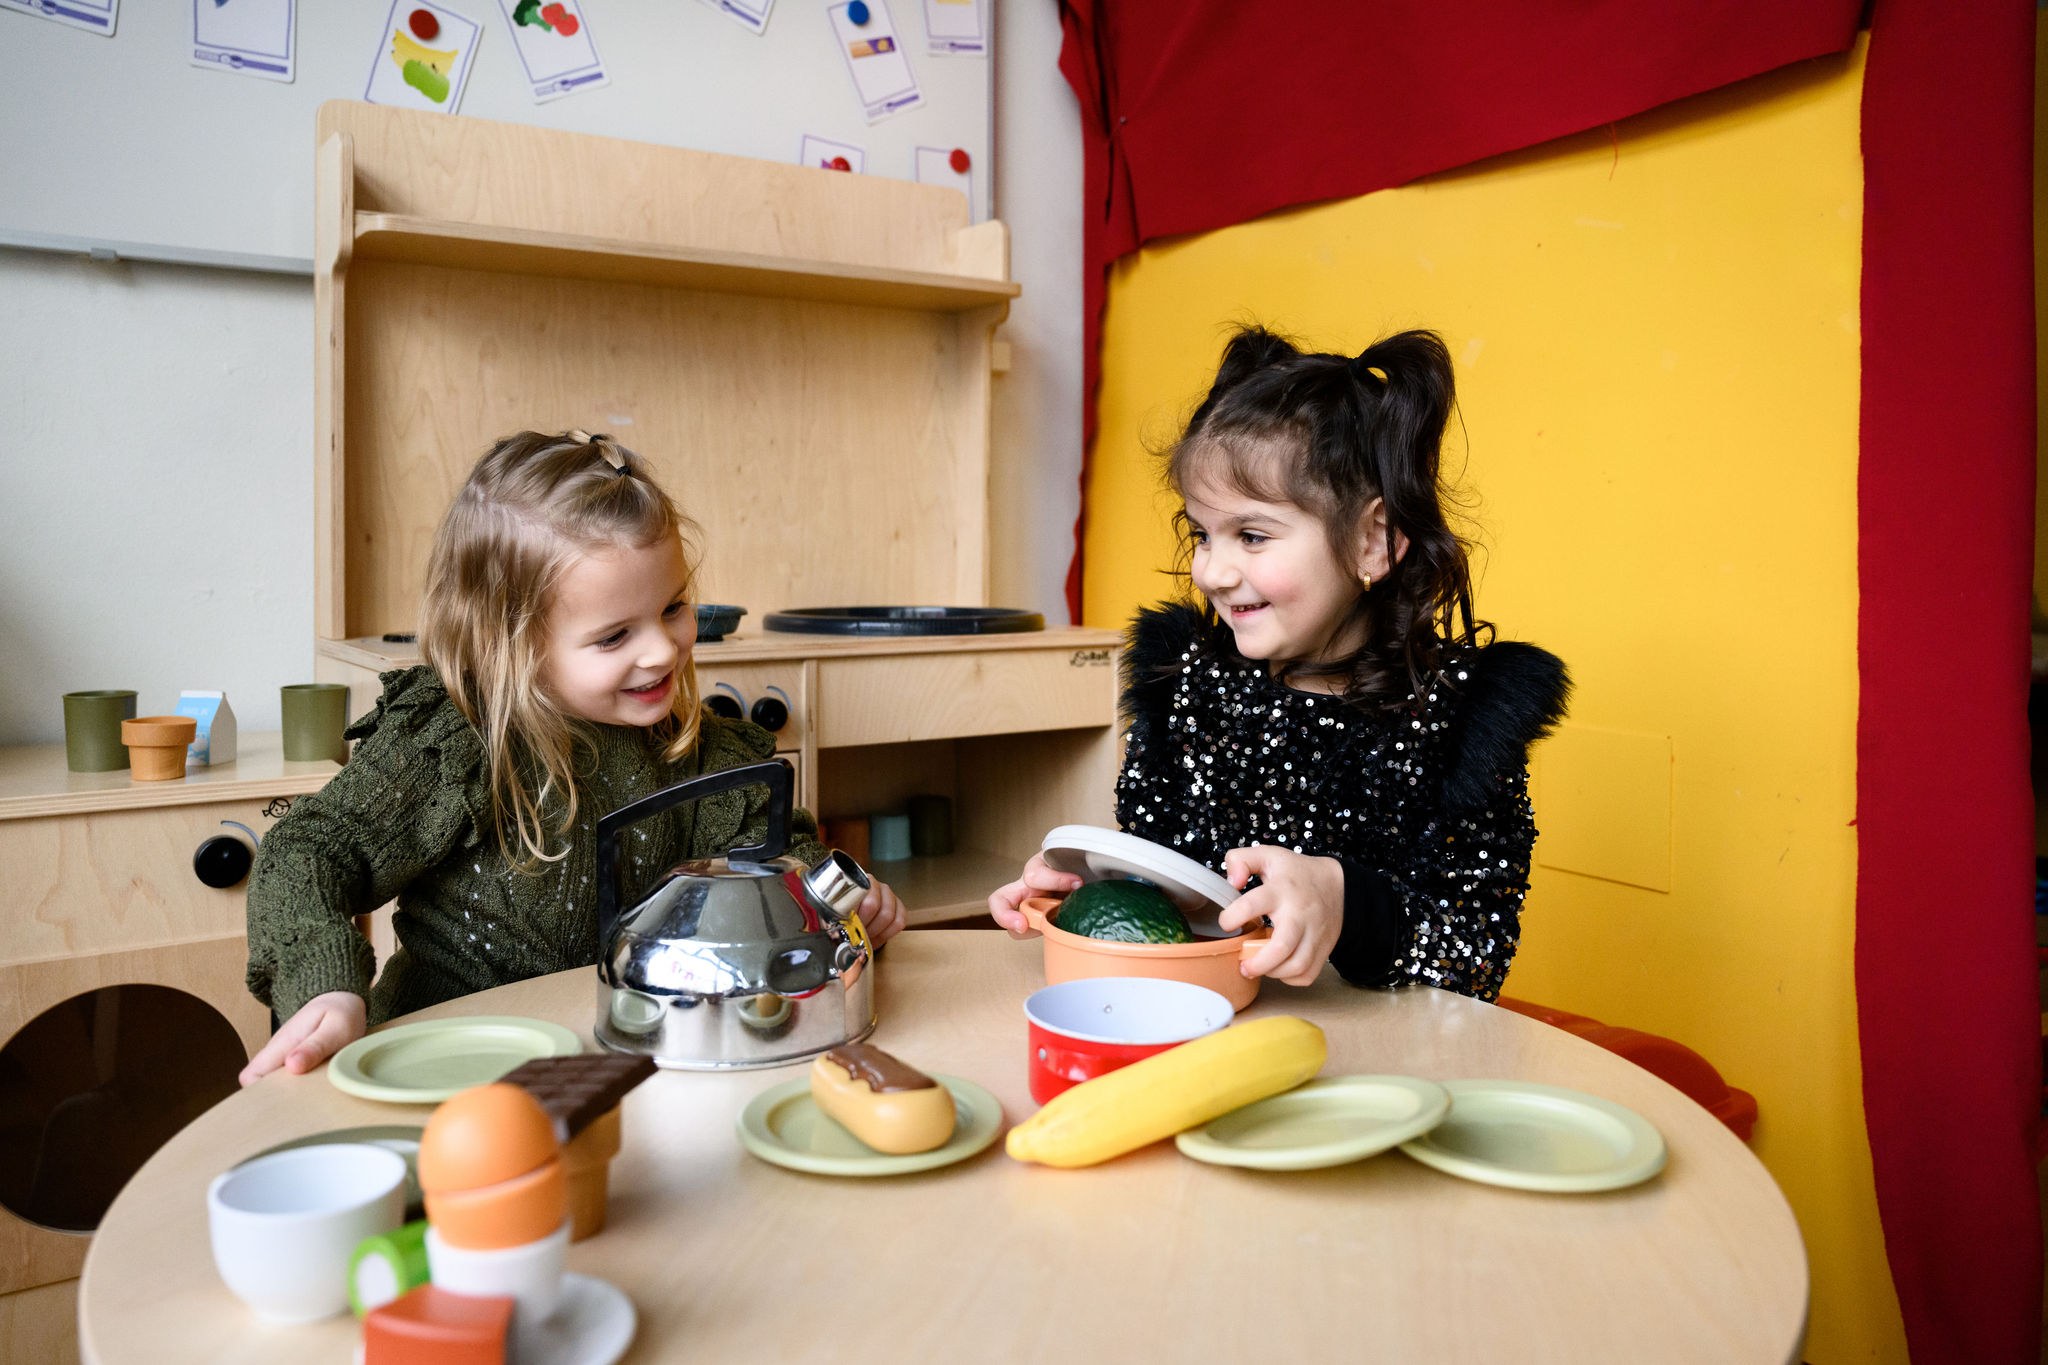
left=63, top=690, right=137, bottom=772
left=280, top=683, right=350, bottom=763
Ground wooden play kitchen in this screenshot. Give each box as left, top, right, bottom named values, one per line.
left=0, top=735, right=343, bottom=1351
left=77, top=933, right=1811, bottom=1363
left=305, top=101, right=1120, bottom=926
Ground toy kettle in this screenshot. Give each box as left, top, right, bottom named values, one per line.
left=593, top=759, right=876, bottom=1070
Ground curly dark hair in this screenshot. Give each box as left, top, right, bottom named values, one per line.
left=1164, top=324, right=1487, bottom=706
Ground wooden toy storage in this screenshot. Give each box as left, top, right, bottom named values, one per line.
left=311, top=103, right=1120, bottom=923
left=0, top=738, right=340, bottom=1351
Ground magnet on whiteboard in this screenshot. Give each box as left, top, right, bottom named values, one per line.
left=848, top=1, right=870, bottom=24
left=949, top=148, right=970, bottom=174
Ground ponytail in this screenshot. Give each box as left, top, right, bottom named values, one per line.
left=1164, top=323, right=1483, bottom=708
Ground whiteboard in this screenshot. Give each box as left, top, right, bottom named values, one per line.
left=0, top=0, right=990, bottom=269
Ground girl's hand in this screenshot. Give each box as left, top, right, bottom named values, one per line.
left=1218, top=846, right=1346, bottom=987
left=238, top=991, right=367, bottom=1086
left=860, top=878, right=907, bottom=947
left=987, top=853, right=1083, bottom=937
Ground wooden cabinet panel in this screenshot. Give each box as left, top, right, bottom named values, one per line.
left=816, top=648, right=1117, bottom=748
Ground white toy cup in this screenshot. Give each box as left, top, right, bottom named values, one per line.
left=207, top=1143, right=407, bottom=1322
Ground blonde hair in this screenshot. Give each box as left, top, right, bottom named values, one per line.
left=420, top=430, right=703, bottom=870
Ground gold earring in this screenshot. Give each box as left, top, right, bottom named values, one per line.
left=1363, top=573, right=1373, bottom=593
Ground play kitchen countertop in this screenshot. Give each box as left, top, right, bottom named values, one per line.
left=77, top=934, right=1808, bottom=1364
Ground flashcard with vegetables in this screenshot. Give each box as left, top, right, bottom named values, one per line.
left=799, top=134, right=865, bottom=174
left=830, top=0, right=922, bottom=123
left=364, top=1, right=481, bottom=113
left=698, top=0, right=775, bottom=37
left=0, top=0, right=115, bottom=36
left=497, top=0, right=607, bottom=102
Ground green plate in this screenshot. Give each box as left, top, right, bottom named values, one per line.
left=1396, top=1080, right=1666, bottom=1193
left=1174, top=1075, right=1451, bottom=1171
left=328, top=1016, right=584, bottom=1104
left=736, top=1075, right=1004, bottom=1177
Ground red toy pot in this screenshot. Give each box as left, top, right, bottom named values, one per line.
left=1022, top=976, right=1233, bottom=1105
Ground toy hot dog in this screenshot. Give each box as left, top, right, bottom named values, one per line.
left=809, top=1043, right=956, bottom=1154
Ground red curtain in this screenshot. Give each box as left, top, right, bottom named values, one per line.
left=1059, top=3, right=2043, bottom=1358
left=1858, top=2, right=2041, bottom=1361
left=1058, top=0, right=1865, bottom=621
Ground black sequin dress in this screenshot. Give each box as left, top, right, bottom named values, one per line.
left=1115, top=604, right=1569, bottom=1001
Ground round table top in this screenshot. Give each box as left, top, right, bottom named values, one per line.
left=79, top=932, right=1807, bottom=1364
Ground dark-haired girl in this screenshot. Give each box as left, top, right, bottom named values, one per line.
left=990, top=327, right=1568, bottom=1000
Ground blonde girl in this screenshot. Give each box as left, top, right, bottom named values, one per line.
left=242, top=431, right=904, bottom=1082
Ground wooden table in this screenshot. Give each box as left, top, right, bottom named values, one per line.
left=78, top=934, right=1807, bottom=1364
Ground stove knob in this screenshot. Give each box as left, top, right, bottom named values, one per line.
left=705, top=691, right=743, bottom=721
left=749, top=696, right=789, bottom=732
left=193, top=834, right=254, bottom=888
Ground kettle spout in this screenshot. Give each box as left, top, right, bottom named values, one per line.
left=802, top=850, right=872, bottom=920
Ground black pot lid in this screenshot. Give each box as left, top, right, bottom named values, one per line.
left=763, top=606, right=1045, bottom=636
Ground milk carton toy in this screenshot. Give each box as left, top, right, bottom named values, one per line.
left=176, top=690, right=237, bottom=767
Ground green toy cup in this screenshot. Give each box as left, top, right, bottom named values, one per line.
left=63, top=690, right=137, bottom=772
left=280, top=683, right=350, bottom=763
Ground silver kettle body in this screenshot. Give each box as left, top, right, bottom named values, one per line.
left=592, top=759, right=876, bottom=1069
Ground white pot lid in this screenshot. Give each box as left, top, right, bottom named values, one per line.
left=1039, top=825, right=1241, bottom=938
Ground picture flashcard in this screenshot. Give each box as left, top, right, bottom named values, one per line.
left=799, top=134, right=866, bottom=174
left=495, top=0, right=606, bottom=102
left=829, top=0, right=922, bottom=123
left=698, top=0, right=774, bottom=37
left=0, top=0, right=117, bottom=36
left=922, top=0, right=983, bottom=56
left=365, top=1, right=481, bottom=113
left=191, top=0, right=296, bottom=83
left=913, top=145, right=972, bottom=205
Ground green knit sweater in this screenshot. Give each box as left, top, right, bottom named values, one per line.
left=245, top=666, right=825, bottom=1025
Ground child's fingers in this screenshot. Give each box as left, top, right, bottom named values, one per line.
left=1223, top=844, right=1286, bottom=891
left=239, top=1029, right=299, bottom=1086
left=1238, top=914, right=1302, bottom=978
left=1021, top=864, right=1083, bottom=893
left=1270, top=942, right=1331, bottom=986
left=285, top=1007, right=358, bottom=1075
left=1216, top=883, right=1272, bottom=935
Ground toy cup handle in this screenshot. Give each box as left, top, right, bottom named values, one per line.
left=1236, top=925, right=1273, bottom=961
left=1015, top=895, right=1060, bottom=941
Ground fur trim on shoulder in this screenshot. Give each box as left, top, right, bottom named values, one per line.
left=1441, top=642, right=1570, bottom=814
left=1120, top=601, right=1210, bottom=730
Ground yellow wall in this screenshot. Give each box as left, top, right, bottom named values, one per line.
left=1083, top=44, right=1898, bottom=1365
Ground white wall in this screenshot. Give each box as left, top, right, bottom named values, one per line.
left=0, top=3, right=1081, bottom=746
left=0, top=254, right=314, bottom=744
left=989, top=0, right=1082, bottom=624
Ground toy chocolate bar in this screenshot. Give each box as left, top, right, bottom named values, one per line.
left=497, top=1053, right=656, bottom=1143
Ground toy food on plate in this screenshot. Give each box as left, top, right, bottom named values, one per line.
left=363, top=1283, right=513, bottom=1364
left=809, top=1043, right=957, bottom=1154
left=1054, top=879, right=1193, bottom=944
left=1006, top=1015, right=1326, bottom=1168
left=416, top=1084, right=566, bottom=1250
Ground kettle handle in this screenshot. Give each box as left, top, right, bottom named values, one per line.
left=595, top=759, right=794, bottom=944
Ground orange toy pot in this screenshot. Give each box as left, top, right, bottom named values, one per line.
left=1017, top=896, right=1269, bottom=1012
left=120, top=715, right=196, bottom=781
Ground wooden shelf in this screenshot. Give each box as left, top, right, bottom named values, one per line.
left=0, top=732, right=340, bottom=822
left=351, top=212, right=1021, bottom=312
left=321, top=626, right=1122, bottom=673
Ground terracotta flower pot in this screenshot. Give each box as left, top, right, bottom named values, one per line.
left=121, top=715, right=197, bottom=781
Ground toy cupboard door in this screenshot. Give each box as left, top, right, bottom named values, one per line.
left=0, top=800, right=279, bottom=1298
